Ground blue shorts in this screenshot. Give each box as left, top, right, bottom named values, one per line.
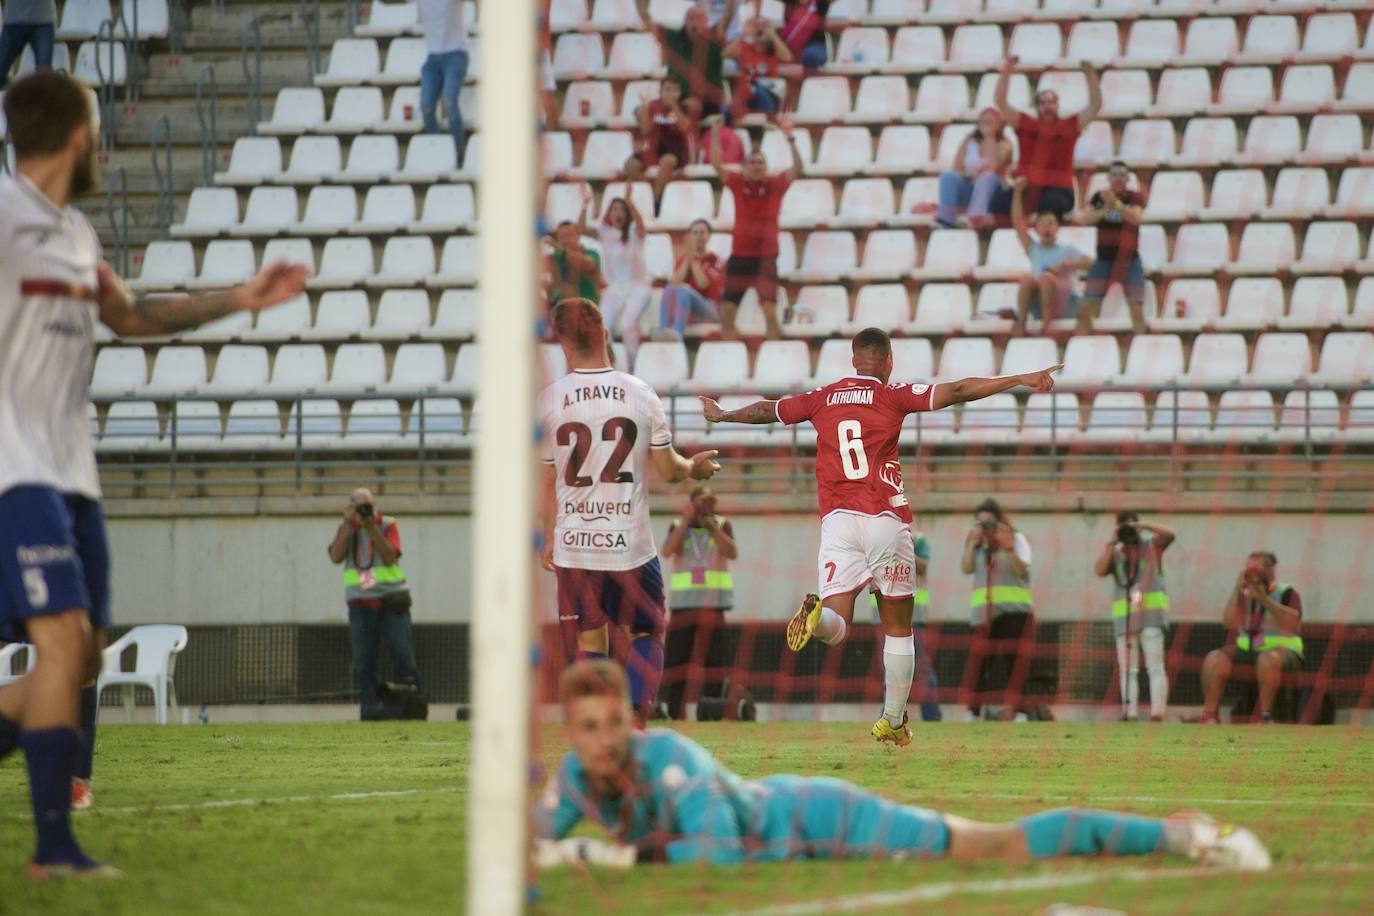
left=0, top=486, right=111, bottom=643
left=1082, top=254, right=1146, bottom=304
left=749, top=775, right=950, bottom=862
left=555, top=558, right=666, bottom=643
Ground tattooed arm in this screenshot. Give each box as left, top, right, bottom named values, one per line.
left=97, top=260, right=308, bottom=337
left=699, top=397, right=779, bottom=425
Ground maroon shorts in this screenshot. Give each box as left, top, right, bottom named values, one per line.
left=723, top=255, right=779, bottom=302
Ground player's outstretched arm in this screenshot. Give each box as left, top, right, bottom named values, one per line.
left=96, top=260, right=308, bottom=337
left=931, top=364, right=1063, bottom=410
left=700, top=396, right=778, bottom=425
left=651, top=446, right=721, bottom=483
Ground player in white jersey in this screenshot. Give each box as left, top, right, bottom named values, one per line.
left=0, top=72, right=307, bottom=880
left=539, top=298, right=720, bottom=722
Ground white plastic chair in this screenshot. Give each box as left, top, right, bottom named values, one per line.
left=96, top=625, right=188, bottom=725
left=0, top=643, right=34, bottom=687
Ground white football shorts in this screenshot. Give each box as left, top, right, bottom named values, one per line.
left=816, top=511, right=916, bottom=600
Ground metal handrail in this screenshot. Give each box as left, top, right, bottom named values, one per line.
left=241, top=13, right=292, bottom=135
left=301, top=0, right=322, bottom=83
left=150, top=116, right=174, bottom=236
left=94, top=19, right=120, bottom=150
left=116, top=0, right=141, bottom=102
left=105, top=167, right=130, bottom=276
left=196, top=65, right=220, bottom=185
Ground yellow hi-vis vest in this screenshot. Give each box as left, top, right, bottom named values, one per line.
left=342, top=517, right=409, bottom=603
left=1110, top=534, right=1170, bottom=637
left=1236, top=581, right=1303, bottom=656
left=970, top=542, right=1032, bottom=625
left=668, top=521, right=734, bottom=610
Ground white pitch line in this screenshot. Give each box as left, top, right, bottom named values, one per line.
left=2, top=786, right=462, bottom=820
left=726, top=863, right=1374, bottom=916
left=939, top=791, right=1374, bottom=811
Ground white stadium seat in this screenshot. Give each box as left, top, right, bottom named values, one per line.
left=1277, top=390, right=1340, bottom=444
left=560, top=81, right=615, bottom=129
left=1304, top=115, right=1364, bottom=166
left=186, top=240, right=255, bottom=290
left=1060, top=335, right=1122, bottom=384
left=687, top=341, right=750, bottom=393
left=428, top=289, right=479, bottom=338
left=1001, top=337, right=1059, bottom=379
left=1174, top=117, right=1238, bottom=168
left=92, top=348, right=148, bottom=394
left=232, top=186, right=299, bottom=237
left=250, top=294, right=312, bottom=342
left=911, top=229, right=978, bottom=280
left=1163, top=223, right=1229, bottom=277
left=1008, top=23, right=1063, bottom=67
left=372, top=291, right=433, bottom=339
left=328, top=343, right=388, bottom=389
left=885, top=26, right=946, bottom=75
left=376, top=37, right=429, bottom=85
left=1100, top=69, right=1152, bottom=119
left=787, top=287, right=849, bottom=337
left=1241, top=15, right=1300, bottom=64
left=870, top=126, right=931, bottom=176
left=909, top=284, right=973, bottom=335
left=1226, top=223, right=1296, bottom=275
left=309, top=290, right=370, bottom=338
left=1142, top=171, right=1204, bottom=222
left=215, top=137, right=283, bottom=186
left=888, top=339, right=934, bottom=385
left=811, top=126, right=874, bottom=176
left=1117, top=119, right=1176, bottom=167
left=936, top=336, right=995, bottom=380
left=1312, top=332, right=1374, bottom=385
left=1083, top=392, right=1148, bottom=442
left=359, top=0, right=420, bottom=38
left=354, top=186, right=417, bottom=235
left=387, top=342, right=448, bottom=389
left=413, top=184, right=477, bottom=234
left=790, top=231, right=857, bottom=283
left=602, top=31, right=661, bottom=79
left=1264, top=168, right=1330, bottom=220
left=1213, top=390, right=1276, bottom=443
left=834, top=178, right=895, bottom=229
left=795, top=76, right=852, bottom=124
left=1198, top=169, right=1266, bottom=221
left=1298, top=13, right=1360, bottom=64
left=959, top=393, right=1020, bottom=445
left=260, top=88, right=327, bottom=135
left=908, top=74, right=969, bottom=123
left=1151, top=391, right=1212, bottom=444
left=208, top=345, right=271, bottom=391
left=1241, top=116, right=1302, bottom=166
left=1183, top=333, right=1248, bottom=385
left=310, top=238, right=375, bottom=289
left=974, top=229, right=1030, bottom=282
left=751, top=340, right=812, bottom=391
left=1210, top=67, right=1273, bottom=116
left=1274, top=65, right=1337, bottom=114
left=395, top=135, right=459, bottom=183
left=367, top=237, right=435, bottom=287
left=279, top=136, right=343, bottom=184
left=295, top=186, right=357, bottom=236
left=1117, top=334, right=1185, bottom=384
left=1217, top=278, right=1285, bottom=330
left=852, top=229, right=915, bottom=281
left=1152, top=280, right=1220, bottom=332
left=948, top=24, right=1005, bottom=72
left=1123, top=19, right=1178, bottom=65
left=848, top=285, right=909, bottom=332
left=74, top=39, right=127, bottom=87
left=571, top=131, right=634, bottom=180
left=779, top=180, right=836, bottom=229
left=1281, top=277, right=1349, bottom=331
left=316, top=38, right=381, bottom=87
left=268, top=344, right=328, bottom=391
left=1295, top=221, right=1366, bottom=275
left=1063, top=22, right=1120, bottom=67
left=429, top=237, right=481, bottom=287
left=340, top=135, right=401, bottom=182
left=1179, top=17, right=1238, bottom=66
left=553, top=33, right=606, bottom=80
left=171, top=188, right=239, bottom=238
left=832, top=27, right=890, bottom=74
left=1022, top=393, right=1081, bottom=444
left=58, top=0, right=112, bottom=40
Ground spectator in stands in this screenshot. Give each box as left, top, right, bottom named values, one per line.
left=1196, top=551, right=1304, bottom=725
left=725, top=15, right=792, bottom=117
left=660, top=485, right=738, bottom=720
left=960, top=498, right=1036, bottom=721
left=1011, top=176, right=1094, bottom=335
left=1075, top=160, right=1148, bottom=336
left=657, top=219, right=725, bottom=340
left=548, top=197, right=603, bottom=309
left=779, top=0, right=830, bottom=72
left=0, top=0, right=55, bottom=90
left=709, top=116, right=802, bottom=340
left=929, top=108, right=1014, bottom=230
left=992, top=57, right=1102, bottom=220
left=636, top=0, right=736, bottom=118
left=595, top=196, right=653, bottom=359
left=327, top=488, right=423, bottom=719
left=417, top=0, right=469, bottom=160
left=1093, top=512, right=1175, bottom=722
left=706, top=0, right=745, bottom=43
left=633, top=77, right=697, bottom=203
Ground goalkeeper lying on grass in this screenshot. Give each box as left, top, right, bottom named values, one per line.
left=534, top=660, right=1271, bottom=871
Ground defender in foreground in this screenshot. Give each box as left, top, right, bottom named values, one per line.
left=535, top=661, right=1271, bottom=872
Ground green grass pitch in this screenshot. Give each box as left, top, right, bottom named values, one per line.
left=2, top=722, right=1372, bottom=914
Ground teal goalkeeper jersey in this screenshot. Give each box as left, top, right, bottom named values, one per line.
left=535, top=728, right=948, bottom=865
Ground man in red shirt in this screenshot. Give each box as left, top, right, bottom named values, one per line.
left=635, top=77, right=697, bottom=203
left=992, top=56, right=1102, bottom=220
left=700, top=329, right=1061, bottom=744
left=709, top=116, right=803, bottom=340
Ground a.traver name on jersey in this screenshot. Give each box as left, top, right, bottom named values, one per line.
left=827, top=388, right=874, bottom=406
left=562, top=384, right=627, bottom=408
left=565, top=499, right=634, bottom=522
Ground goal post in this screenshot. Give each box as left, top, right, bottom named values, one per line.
left=467, top=0, right=539, bottom=911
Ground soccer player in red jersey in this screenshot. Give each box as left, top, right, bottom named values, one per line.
left=701, top=328, right=1060, bottom=745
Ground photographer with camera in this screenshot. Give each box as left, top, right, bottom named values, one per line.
left=660, top=485, right=739, bottom=720
left=959, top=498, right=1036, bottom=721
left=1196, top=551, right=1303, bottom=725
left=327, top=488, right=424, bottom=719
left=1093, top=512, right=1175, bottom=722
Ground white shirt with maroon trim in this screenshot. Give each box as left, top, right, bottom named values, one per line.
left=0, top=175, right=104, bottom=500
left=538, top=368, right=673, bottom=572
left=775, top=376, right=940, bottom=525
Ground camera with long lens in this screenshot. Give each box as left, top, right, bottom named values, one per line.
left=1117, top=524, right=1140, bottom=545
left=356, top=503, right=374, bottom=520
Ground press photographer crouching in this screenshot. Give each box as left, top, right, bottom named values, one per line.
left=327, top=488, right=426, bottom=720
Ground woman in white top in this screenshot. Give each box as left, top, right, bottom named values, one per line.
left=595, top=197, right=653, bottom=360
left=935, top=107, right=1014, bottom=230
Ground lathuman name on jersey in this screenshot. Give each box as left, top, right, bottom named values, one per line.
left=538, top=368, right=673, bottom=572
left=0, top=175, right=104, bottom=501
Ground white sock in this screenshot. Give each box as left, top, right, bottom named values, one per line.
left=1143, top=628, right=1168, bottom=717
left=883, top=633, right=916, bottom=726
left=815, top=607, right=848, bottom=646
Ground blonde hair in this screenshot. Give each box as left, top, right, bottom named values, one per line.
left=560, top=659, right=629, bottom=706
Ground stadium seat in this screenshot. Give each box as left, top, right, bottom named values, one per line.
left=959, top=393, right=1020, bottom=445
left=751, top=340, right=812, bottom=391
left=342, top=399, right=404, bottom=445
left=830, top=179, right=893, bottom=230
left=1298, top=13, right=1360, bottom=64
left=811, top=127, right=874, bottom=176
left=1123, top=19, right=1178, bottom=65
left=429, top=237, right=481, bottom=287
left=1263, top=168, right=1330, bottom=220
left=1239, top=116, right=1301, bottom=166
left=405, top=397, right=464, bottom=446
left=1183, top=333, right=1248, bottom=384
left=317, top=38, right=381, bottom=87
left=553, top=33, right=605, bottom=80
left=794, top=76, right=852, bottom=125
left=1209, top=67, right=1273, bottom=116
left=171, top=188, right=239, bottom=238
left=1117, top=334, right=1185, bottom=384
left=215, top=137, right=283, bottom=186
left=1006, top=24, right=1062, bottom=68
left=245, top=293, right=311, bottom=342
left=168, top=400, right=223, bottom=447
left=369, top=290, right=432, bottom=340
left=73, top=39, right=127, bottom=87
left=1294, top=222, right=1365, bottom=275
left=788, top=287, right=849, bottom=337
left=903, top=284, right=970, bottom=335
left=266, top=344, right=328, bottom=392
left=868, top=126, right=930, bottom=178
left=1276, top=390, right=1340, bottom=444
left=1137, top=224, right=1168, bottom=273
left=848, top=285, right=909, bottom=332
left=810, top=339, right=853, bottom=385
left=570, top=131, right=634, bottom=180
left=756, top=127, right=814, bottom=172
left=911, top=229, right=978, bottom=280
left=907, top=74, right=969, bottom=123
left=948, top=24, right=1005, bottom=72
left=1178, top=17, right=1238, bottom=66
left=1117, top=119, right=1177, bottom=168
left=1062, top=22, right=1120, bottom=67
left=92, top=347, right=148, bottom=395
left=687, top=341, right=749, bottom=393
left=1151, top=68, right=1213, bottom=119
left=1072, top=120, right=1114, bottom=168
left=283, top=399, right=344, bottom=445
left=779, top=180, right=836, bottom=229
left=1198, top=169, right=1266, bottom=221
left=358, top=0, right=420, bottom=37
left=1060, top=335, right=1122, bottom=384
left=412, top=184, right=477, bottom=234
left=57, top=0, right=111, bottom=40
left=1311, top=331, right=1374, bottom=385
left=1304, top=115, right=1364, bottom=166
left=186, top=240, right=255, bottom=290
left=887, top=338, right=935, bottom=386
left=395, top=135, right=459, bottom=183
left=204, top=345, right=270, bottom=392
left=1273, top=65, right=1336, bottom=114
left=1335, top=63, right=1374, bottom=113
left=425, top=289, right=479, bottom=340
left=260, top=87, right=326, bottom=135
left=327, top=343, right=388, bottom=389
left=1142, top=171, right=1204, bottom=222
left=354, top=186, right=417, bottom=235
left=790, top=231, right=857, bottom=283
left=599, top=180, right=656, bottom=223
left=220, top=399, right=282, bottom=447
left=1216, top=278, right=1284, bottom=330
left=99, top=401, right=161, bottom=451
left=1083, top=392, right=1148, bottom=442
left=602, top=31, right=661, bottom=79
left=632, top=341, right=688, bottom=391
left=932, top=123, right=976, bottom=171
left=974, top=229, right=1031, bottom=282
left=653, top=181, right=714, bottom=231
left=935, top=336, right=994, bottom=381
left=279, top=136, right=343, bottom=184
left=1001, top=338, right=1059, bottom=381
left=1280, top=277, right=1348, bottom=331
left=1213, top=390, right=1276, bottom=443
left=233, top=186, right=299, bottom=237
left=310, top=238, right=375, bottom=289
left=610, top=79, right=660, bottom=130
left=339, top=135, right=401, bottom=182
left=308, top=290, right=370, bottom=339
left=1241, top=15, right=1299, bottom=64
left=147, top=347, right=208, bottom=394
left=1174, top=117, right=1238, bottom=168
left=847, top=229, right=912, bottom=282
left=971, top=283, right=1019, bottom=332
left=1100, top=69, right=1152, bottom=118
left=1347, top=390, right=1374, bottom=444
left=1150, top=390, right=1212, bottom=444
left=831, top=27, right=889, bottom=74
left=560, top=80, right=615, bottom=129
left=973, top=72, right=1029, bottom=115
left=367, top=237, right=434, bottom=288
left=885, top=26, right=945, bottom=75
left=1161, top=223, right=1229, bottom=277
left=887, top=176, right=938, bottom=228
left=589, top=0, right=639, bottom=30
left=383, top=342, right=446, bottom=390
left=1022, top=393, right=1081, bottom=444
left=293, top=185, right=357, bottom=237
left=1227, top=223, right=1296, bottom=275
left=374, top=37, right=428, bottom=85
